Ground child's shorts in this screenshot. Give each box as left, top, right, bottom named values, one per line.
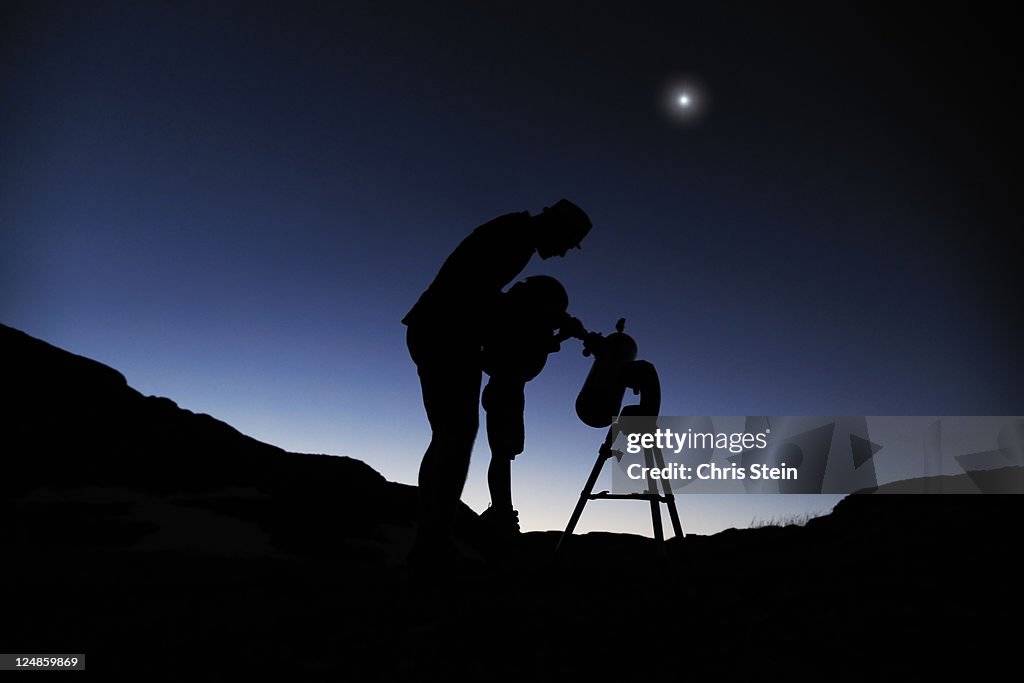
left=482, top=377, right=526, bottom=459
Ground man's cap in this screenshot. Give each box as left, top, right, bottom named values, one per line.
left=543, top=198, right=592, bottom=248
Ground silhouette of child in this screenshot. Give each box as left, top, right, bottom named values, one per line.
left=479, top=275, right=586, bottom=536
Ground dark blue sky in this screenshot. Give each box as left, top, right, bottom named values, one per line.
left=3, top=1, right=1019, bottom=534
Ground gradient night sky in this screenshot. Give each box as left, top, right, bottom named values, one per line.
left=3, top=2, right=1019, bottom=535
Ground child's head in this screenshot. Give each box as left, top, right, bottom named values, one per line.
left=506, top=275, right=569, bottom=328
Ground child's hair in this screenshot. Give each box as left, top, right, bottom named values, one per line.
left=506, top=275, right=568, bottom=327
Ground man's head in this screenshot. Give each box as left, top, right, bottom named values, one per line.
left=533, top=199, right=592, bottom=259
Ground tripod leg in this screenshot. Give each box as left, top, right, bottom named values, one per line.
left=557, top=480, right=596, bottom=552
left=652, top=447, right=685, bottom=539
left=644, top=448, right=665, bottom=549
left=557, top=429, right=616, bottom=552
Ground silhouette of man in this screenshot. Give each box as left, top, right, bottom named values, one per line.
left=403, top=199, right=591, bottom=563
left=479, top=275, right=587, bottom=538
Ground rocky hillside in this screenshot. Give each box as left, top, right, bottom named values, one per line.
left=2, top=322, right=1020, bottom=678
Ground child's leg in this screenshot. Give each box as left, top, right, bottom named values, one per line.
left=482, top=377, right=526, bottom=513
left=487, top=452, right=513, bottom=511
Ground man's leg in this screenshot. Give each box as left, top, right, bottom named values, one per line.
left=409, top=326, right=481, bottom=551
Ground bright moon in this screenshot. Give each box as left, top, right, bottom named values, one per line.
left=677, top=93, right=692, bottom=107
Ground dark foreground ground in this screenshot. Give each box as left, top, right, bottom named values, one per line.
left=6, top=495, right=1021, bottom=680
left=3, top=322, right=1020, bottom=679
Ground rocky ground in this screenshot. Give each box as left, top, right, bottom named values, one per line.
left=3, top=322, right=1019, bottom=679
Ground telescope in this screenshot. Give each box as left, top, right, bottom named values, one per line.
left=558, top=318, right=683, bottom=552
left=574, top=318, right=660, bottom=430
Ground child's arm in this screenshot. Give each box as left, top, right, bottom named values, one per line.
left=554, top=313, right=588, bottom=345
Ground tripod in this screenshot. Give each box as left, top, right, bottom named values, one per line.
left=557, top=360, right=685, bottom=552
